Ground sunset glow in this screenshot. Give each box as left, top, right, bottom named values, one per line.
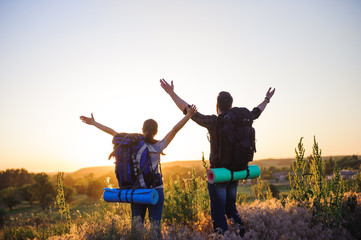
left=0, top=0, right=360, bottom=173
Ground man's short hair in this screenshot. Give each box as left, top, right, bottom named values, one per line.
left=217, top=91, right=233, bottom=113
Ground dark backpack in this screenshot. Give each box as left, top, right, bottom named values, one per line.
left=108, top=133, right=161, bottom=189
left=217, top=107, right=256, bottom=171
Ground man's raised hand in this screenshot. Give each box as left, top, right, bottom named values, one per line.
left=266, top=87, right=276, bottom=100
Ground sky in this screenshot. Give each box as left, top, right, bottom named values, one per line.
left=0, top=0, right=360, bottom=173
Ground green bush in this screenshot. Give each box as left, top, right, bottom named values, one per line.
left=356, top=169, right=361, bottom=192
left=63, top=186, right=76, bottom=203
left=73, top=183, right=87, bottom=195
left=163, top=169, right=209, bottom=227
left=236, top=192, right=249, bottom=204
left=19, top=184, right=36, bottom=207
left=33, top=173, right=56, bottom=210
left=0, top=187, right=21, bottom=211
left=251, top=178, right=269, bottom=199
left=86, top=180, right=104, bottom=198
left=289, top=137, right=345, bottom=227
left=268, top=184, right=280, bottom=198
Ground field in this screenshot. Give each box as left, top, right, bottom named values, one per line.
left=1, top=153, right=361, bottom=239
left=1, top=178, right=360, bottom=240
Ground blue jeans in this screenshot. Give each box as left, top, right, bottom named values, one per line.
left=207, top=181, right=243, bottom=234
left=131, top=188, right=164, bottom=237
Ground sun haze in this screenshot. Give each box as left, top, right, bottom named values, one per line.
left=0, top=0, right=360, bottom=172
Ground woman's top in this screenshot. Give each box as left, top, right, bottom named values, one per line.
left=146, top=139, right=168, bottom=189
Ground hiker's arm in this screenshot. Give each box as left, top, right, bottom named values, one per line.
left=80, top=113, right=118, bottom=136
left=163, top=105, right=197, bottom=145
left=160, top=78, right=189, bottom=112
left=257, top=87, right=276, bottom=113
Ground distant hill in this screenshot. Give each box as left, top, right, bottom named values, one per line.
left=159, top=158, right=296, bottom=169
left=252, top=158, right=294, bottom=168
left=68, top=166, right=114, bottom=178
left=66, top=158, right=296, bottom=179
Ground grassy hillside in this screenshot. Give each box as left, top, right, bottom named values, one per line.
left=65, top=158, right=295, bottom=179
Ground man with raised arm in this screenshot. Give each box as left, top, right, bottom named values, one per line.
left=160, top=78, right=275, bottom=237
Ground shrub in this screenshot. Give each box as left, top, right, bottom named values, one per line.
left=19, top=184, right=36, bottom=207
left=289, top=137, right=345, bottom=227
left=236, top=192, right=249, bottom=205
left=353, top=167, right=361, bottom=192
left=0, top=187, right=21, bottom=211
left=163, top=168, right=210, bottom=228
left=268, top=184, right=280, bottom=199
left=251, top=178, right=269, bottom=200
left=86, top=180, right=104, bottom=198
left=343, top=192, right=361, bottom=239
left=33, top=173, right=56, bottom=210
left=63, top=186, right=76, bottom=203
left=73, top=183, right=87, bottom=195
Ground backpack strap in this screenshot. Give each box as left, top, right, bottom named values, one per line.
left=245, top=167, right=250, bottom=179
left=124, top=189, right=130, bottom=203
left=133, top=143, right=148, bottom=188
left=145, top=152, right=159, bottom=188
left=130, top=189, right=135, bottom=203
left=132, top=161, right=150, bottom=189
left=118, top=189, right=136, bottom=203
left=230, top=170, right=234, bottom=182
left=117, top=188, right=122, bottom=202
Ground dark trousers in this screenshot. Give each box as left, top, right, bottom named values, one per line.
left=131, top=188, right=164, bottom=238
left=207, top=181, right=243, bottom=234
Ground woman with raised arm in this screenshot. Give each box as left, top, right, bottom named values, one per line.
left=80, top=104, right=197, bottom=238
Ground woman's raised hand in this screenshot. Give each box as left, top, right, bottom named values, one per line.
left=187, top=104, right=197, bottom=117
left=80, top=113, right=96, bottom=125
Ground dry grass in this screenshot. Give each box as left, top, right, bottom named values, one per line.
left=44, top=197, right=357, bottom=240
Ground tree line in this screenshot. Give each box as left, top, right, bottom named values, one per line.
left=1, top=154, right=359, bottom=211
left=0, top=169, right=110, bottom=211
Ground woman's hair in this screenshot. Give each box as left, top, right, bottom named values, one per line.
left=143, top=119, right=158, bottom=144
left=143, top=119, right=165, bottom=155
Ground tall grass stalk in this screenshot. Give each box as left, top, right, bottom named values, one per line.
left=289, top=137, right=309, bottom=202
left=56, top=172, right=71, bottom=231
